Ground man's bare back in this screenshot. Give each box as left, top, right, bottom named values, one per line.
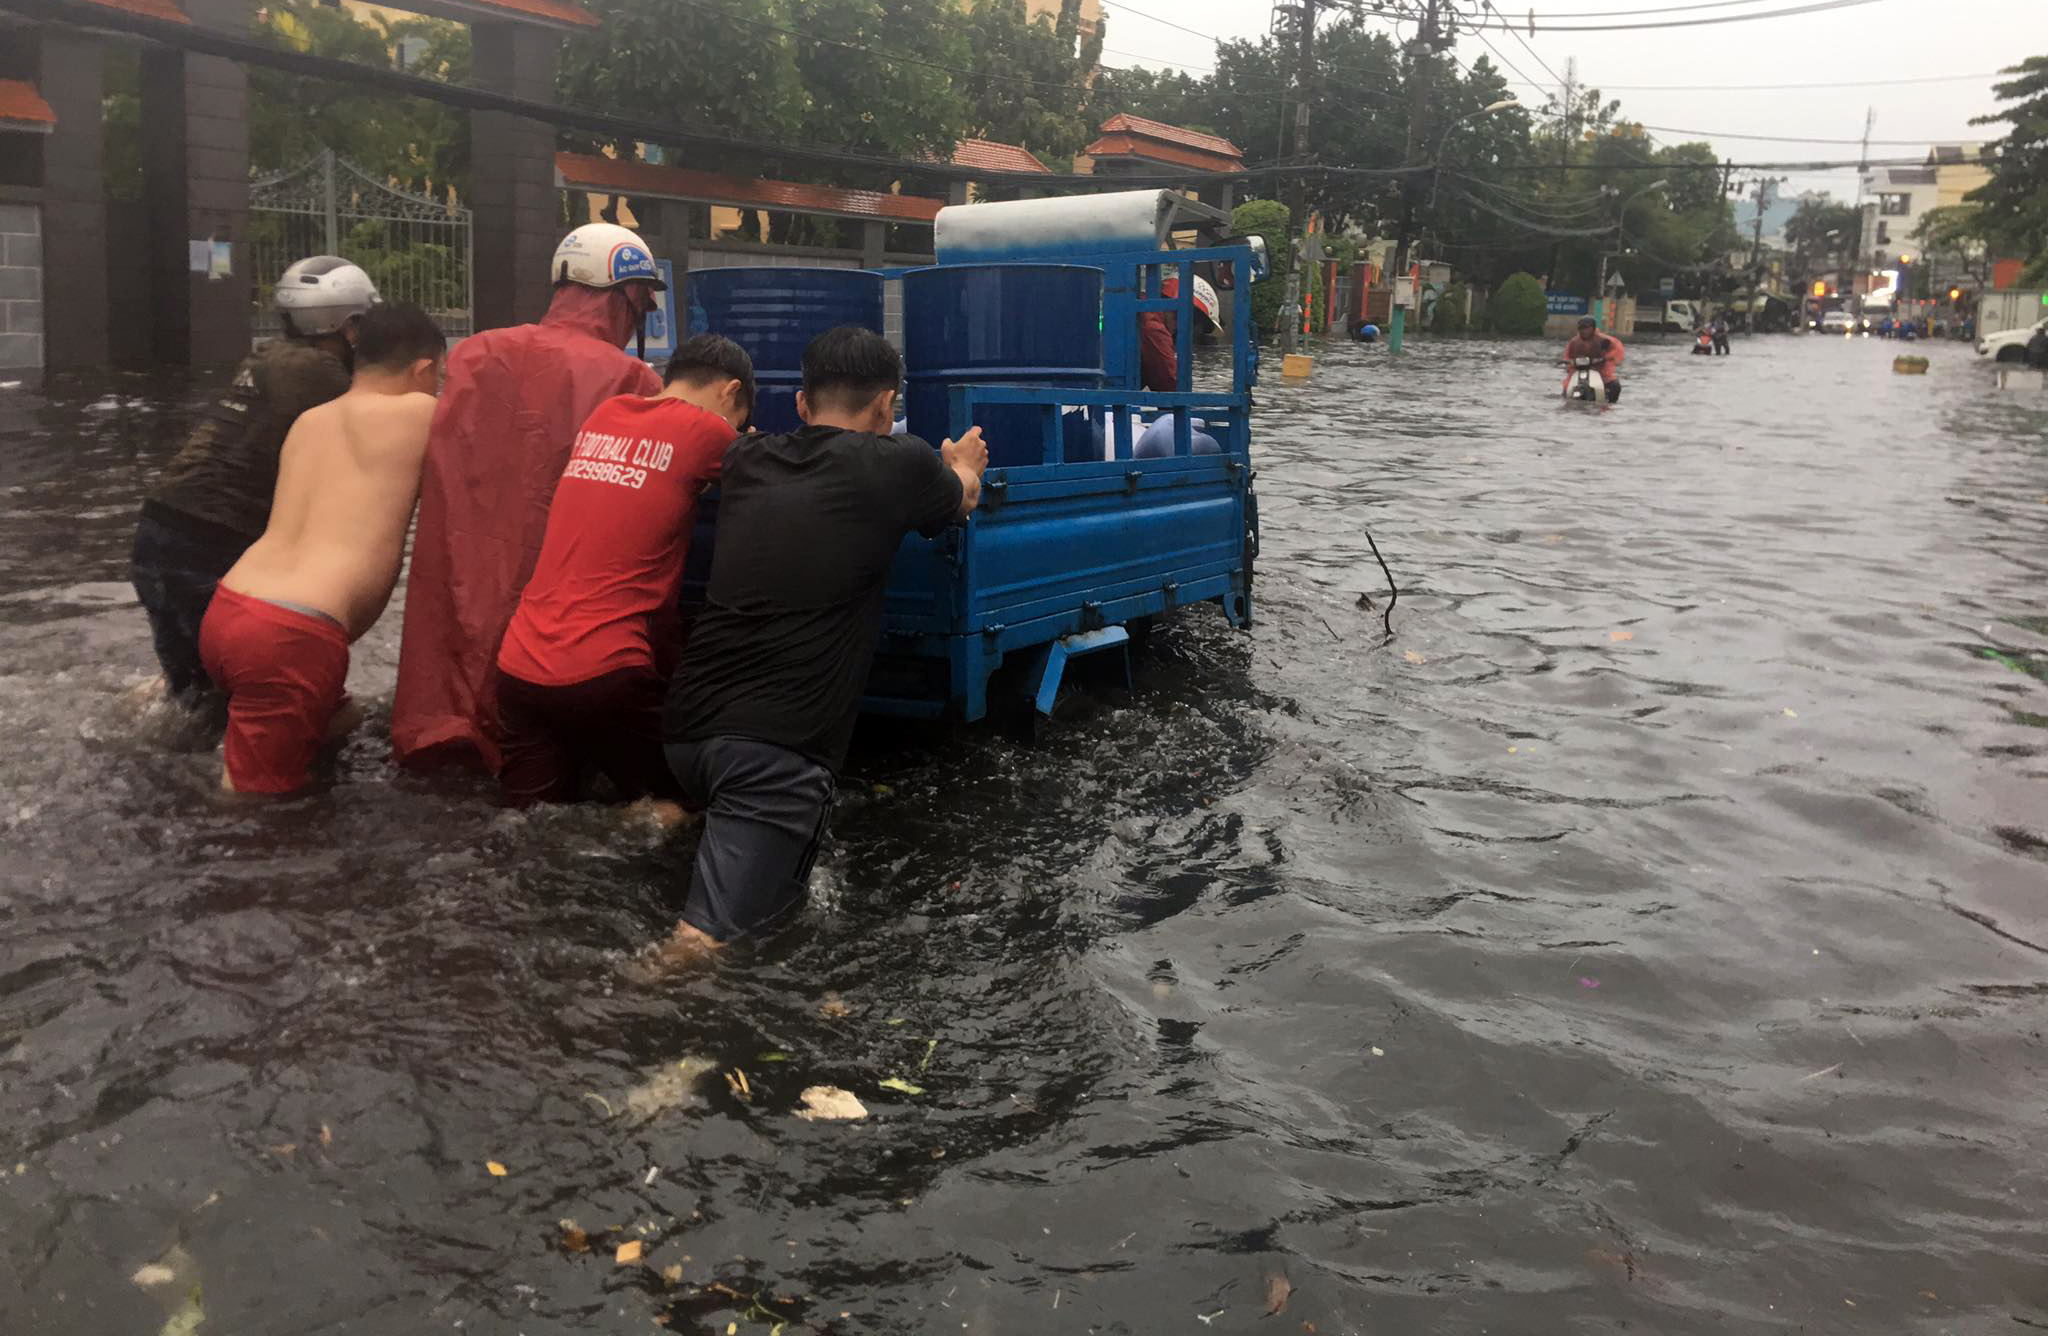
left=221, top=388, right=436, bottom=639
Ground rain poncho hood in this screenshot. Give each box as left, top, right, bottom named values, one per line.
left=392, top=284, right=662, bottom=771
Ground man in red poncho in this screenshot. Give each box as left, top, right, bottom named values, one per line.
left=392, top=223, right=666, bottom=772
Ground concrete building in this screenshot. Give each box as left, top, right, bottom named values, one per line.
left=0, top=80, right=57, bottom=372
left=1858, top=142, right=1992, bottom=270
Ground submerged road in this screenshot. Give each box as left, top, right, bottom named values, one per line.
left=1, top=333, right=2044, bottom=1333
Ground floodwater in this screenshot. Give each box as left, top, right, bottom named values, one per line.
left=2, top=333, right=2045, bottom=1335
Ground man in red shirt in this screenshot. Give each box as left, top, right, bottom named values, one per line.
left=493, top=334, right=755, bottom=814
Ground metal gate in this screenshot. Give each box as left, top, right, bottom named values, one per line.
left=249, top=149, right=473, bottom=341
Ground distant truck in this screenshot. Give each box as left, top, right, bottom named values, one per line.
left=1634, top=297, right=1700, bottom=332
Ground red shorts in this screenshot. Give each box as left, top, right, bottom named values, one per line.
left=199, top=584, right=351, bottom=794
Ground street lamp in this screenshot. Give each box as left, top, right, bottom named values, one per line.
left=1388, top=95, right=1518, bottom=356
left=1594, top=178, right=1667, bottom=312
left=1425, top=98, right=1521, bottom=210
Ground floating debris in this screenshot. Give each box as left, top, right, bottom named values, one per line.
left=1265, top=1271, right=1293, bottom=1314
left=159, top=1287, right=205, bottom=1336
left=485, top=1161, right=508, bottom=1177
left=132, top=1264, right=177, bottom=1288
left=1579, top=978, right=1601, bottom=989
left=1610, top=630, right=1634, bottom=642
left=616, top=1240, right=644, bottom=1265
left=878, top=1077, right=925, bottom=1096
left=559, top=1220, right=590, bottom=1253
left=624, top=1056, right=719, bottom=1119
left=795, top=1086, right=868, bottom=1121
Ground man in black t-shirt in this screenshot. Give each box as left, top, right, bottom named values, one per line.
left=657, top=326, right=987, bottom=956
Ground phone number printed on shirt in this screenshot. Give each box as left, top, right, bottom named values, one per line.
left=563, top=429, right=677, bottom=492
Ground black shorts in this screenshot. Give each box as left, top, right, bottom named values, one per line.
left=131, top=510, right=245, bottom=699
left=665, top=736, right=835, bottom=942
left=496, top=666, right=681, bottom=806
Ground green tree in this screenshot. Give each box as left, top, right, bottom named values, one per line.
left=1967, top=55, right=2048, bottom=283
left=1487, top=271, right=1547, bottom=335
left=1783, top=197, right=1860, bottom=285
left=1912, top=204, right=1993, bottom=285
left=958, top=0, right=1102, bottom=166
left=103, top=1, right=471, bottom=199
left=559, top=0, right=809, bottom=169
left=1232, top=198, right=1323, bottom=340
left=1088, top=66, right=1216, bottom=137
left=1203, top=18, right=1407, bottom=232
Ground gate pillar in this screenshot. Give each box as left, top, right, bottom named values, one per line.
left=140, top=0, right=251, bottom=366
left=40, top=31, right=112, bottom=371
left=470, top=21, right=558, bottom=331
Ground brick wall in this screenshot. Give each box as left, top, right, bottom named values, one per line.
left=0, top=202, right=41, bottom=372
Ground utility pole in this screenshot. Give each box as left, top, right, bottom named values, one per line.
left=1389, top=0, right=1455, bottom=355
left=1748, top=177, right=1767, bottom=270
left=1277, top=0, right=1317, bottom=356
left=1846, top=106, right=1874, bottom=312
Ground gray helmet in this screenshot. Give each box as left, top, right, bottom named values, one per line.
left=274, top=256, right=379, bottom=336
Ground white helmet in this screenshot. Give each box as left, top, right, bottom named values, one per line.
left=551, top=223, right=665, bottom=290
left=274, top=256, right=378, bottom=336
left=1191, top=275, right=1220, bottom=330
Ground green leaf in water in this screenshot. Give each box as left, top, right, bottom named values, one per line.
left=878, top=1077, right=925, bottom=1096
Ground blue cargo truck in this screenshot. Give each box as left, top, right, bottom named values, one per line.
left=686, top=189, right=1264, bottom=724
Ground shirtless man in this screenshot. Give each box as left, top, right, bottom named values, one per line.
left=198, top=303, right=446, bottom=794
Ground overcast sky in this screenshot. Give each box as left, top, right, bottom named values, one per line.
left=1095, top=0, right=2043, bottom=199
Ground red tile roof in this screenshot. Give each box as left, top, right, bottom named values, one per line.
left=75, top=0, right=191, bottom=23
left=430, top=0, right=598, bottom=28
left=556, top=153, right=944, bottom=224
left=1097, top=113, right=1242, bottom=162
left=1082, top=131, right=1242, bottom=174
left=0, top=81, right=56, bottom=131
left=949, top=138, right=1050, bottom=175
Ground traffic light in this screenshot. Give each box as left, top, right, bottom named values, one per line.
left=1811, top=280, right=1827, bottom=297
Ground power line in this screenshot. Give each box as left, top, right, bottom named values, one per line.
left=1096, top=0, right=1224, bottom=44
left=1522, top=104, right=1971, bottom=145
left=1101, top=47, right=1216, bottom=72
left=1466, top=0, right=1886, bottom=32
left=1465, top=28, right=1544, bottom=92
left=1494, top=69, right=1998, bottom=92
left=1478, top=0, right=1564, bottom=87
left=1503, top=0, right=1841, bottom=16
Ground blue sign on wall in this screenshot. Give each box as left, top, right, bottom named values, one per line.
left=1546, top=292, right=1589, bottom=315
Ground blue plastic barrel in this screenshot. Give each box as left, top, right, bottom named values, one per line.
left=902, top=264, right=1104, bottom=468
left=687, top=267, right=885, bottom=434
